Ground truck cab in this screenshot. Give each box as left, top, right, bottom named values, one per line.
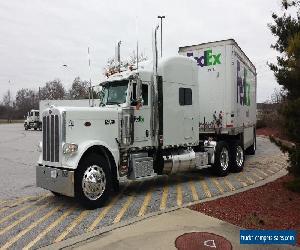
left=36, top=56, right=202, bottom=208
left=24, top=109, right=42, bottom=131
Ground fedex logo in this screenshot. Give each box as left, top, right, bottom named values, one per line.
left=187, top=49, right=221, bottom=67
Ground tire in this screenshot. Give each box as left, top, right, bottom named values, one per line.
left=247, top=134, right=256, bottom=155
left=75, top=153, right=112, bottom=209
left=230, top=142, right=244, bottom=172
left=34, top=128, right=37, bottom=131
left=25, top=125, right=28, bottom=130
left=213, top=141, right=230, bottom=176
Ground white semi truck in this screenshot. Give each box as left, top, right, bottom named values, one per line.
left=24, top=110, right=42, bottom=130
left=36, top=37, right=256, bottom=208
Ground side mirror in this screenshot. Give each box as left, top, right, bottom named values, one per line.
left=136, top=79, right=142, bottom=100
left=130, top=79, right=143, bottom=109
left=136, top=79, right=143, bottom=110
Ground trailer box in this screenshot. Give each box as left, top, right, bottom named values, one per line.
left=179, top=39, right=256, bottom=139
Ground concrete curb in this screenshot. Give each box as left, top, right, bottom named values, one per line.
left=270, top=135, right=296, bottom=150
left=41, top=168, right=288, bottom=250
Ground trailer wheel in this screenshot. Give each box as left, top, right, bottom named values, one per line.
left=230, top=142, right=244, bottom=172
left=213, top=141, right=230, bottom=176
left=75, top=153, right=111, bottom=209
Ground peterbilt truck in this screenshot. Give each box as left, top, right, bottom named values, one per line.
left=36, top=38, right=256, bottom=208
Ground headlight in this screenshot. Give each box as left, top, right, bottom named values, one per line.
left=63, top=143, right=78, bottom=154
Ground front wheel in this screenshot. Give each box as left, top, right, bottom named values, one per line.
left=75, top=153, right=111, bottom=209
left=230, top=142, right=244, bottom=172
left=213, top=141, right=230, bottom=176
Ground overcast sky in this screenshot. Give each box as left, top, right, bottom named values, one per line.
left=0, top=0, right=284, bottom=102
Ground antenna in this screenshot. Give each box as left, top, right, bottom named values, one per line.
left=136, top=16, right=139, bottom=70
left=115, top=41, right=122, bottom=72
left=88, top=47, right=93, bottom=106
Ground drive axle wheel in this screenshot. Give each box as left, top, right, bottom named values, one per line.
left=230, top=142, right=244, bottom=172
left=75, top=153, right=111, bottom=209
left=213, top=141, right=230, bottom=176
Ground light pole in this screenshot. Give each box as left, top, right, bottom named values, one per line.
left=157, top=15, right=165, bottom=58
left=62, top=64, right=68, bottom=86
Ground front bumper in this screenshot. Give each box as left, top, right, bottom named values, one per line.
left=25, top=122, right=38, bottom=128
left=36, top=165, right=75, bottom=197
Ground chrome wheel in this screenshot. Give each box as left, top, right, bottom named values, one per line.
left=235, top=145, right=244, bottom=167
left=82, top=165, right=106, bottom=200
left=220, top=147, right=229, bottom=171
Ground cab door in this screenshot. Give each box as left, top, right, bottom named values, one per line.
left=132, top=83, right=152, bottom=146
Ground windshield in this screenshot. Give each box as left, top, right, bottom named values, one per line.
left=100, top=80, right=128, bottom=106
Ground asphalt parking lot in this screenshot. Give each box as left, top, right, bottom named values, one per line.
left=0, top=123, right=288, bottom=249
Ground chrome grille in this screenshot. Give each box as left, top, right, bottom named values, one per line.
left=43, top=114, right=60, bottom=162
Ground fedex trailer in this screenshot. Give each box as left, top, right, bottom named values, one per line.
left=178, top=39, right=256, bottom=155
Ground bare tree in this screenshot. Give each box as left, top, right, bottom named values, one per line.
left=69, top=77, right=90, bottom=99
left=40, top=79, right=66, bottom=100
left=128, top=51, right=148, bottom=65
left=104, top=51, right=148, bottom=76
left=2, top=90, right=14, bottom=122
left=15, top=88, right=38, bottom=116
left=2, top=90, right=12, bottom=107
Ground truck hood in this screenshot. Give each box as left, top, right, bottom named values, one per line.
left=54, top=106, right=121, bottom=120
left=40, top=105, right=121, bottom=170
left=55, top=106, right=121, bottom=152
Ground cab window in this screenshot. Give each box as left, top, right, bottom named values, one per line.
left=179, top=88, right=192, bottom=105
left=142, top=84, right=148, bottom=106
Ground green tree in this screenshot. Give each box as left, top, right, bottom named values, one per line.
left=269, top=0, right=300, bottom=180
